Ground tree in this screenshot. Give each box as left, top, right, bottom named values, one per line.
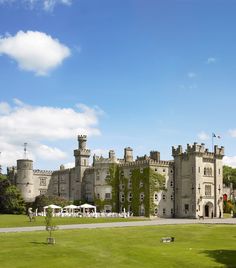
left=33, top=195, right=70, bottom=212
left=0, top=175, right=25, bottom=214
left=45, top=207, right=58, bottom=244
left=223, top=166, right=236, bottom=189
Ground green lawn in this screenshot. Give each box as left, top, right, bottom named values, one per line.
left=0, top=214, right=147, bottom=228
left=0, top=225, right=235, bottom=268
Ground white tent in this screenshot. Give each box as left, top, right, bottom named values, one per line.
left=63, top=204, right=79, bottom=214
left=79, top=203, right=96, bottom=214
left=43, top=204, right=62, bottom=216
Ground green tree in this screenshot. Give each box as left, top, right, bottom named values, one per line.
left=33, top=195, right=70, bottom=212
left=0, top=175, right=25, bottom=214
left=223, top=166, right=236, bottom=188
left=45, top=207, right=58, bottom=244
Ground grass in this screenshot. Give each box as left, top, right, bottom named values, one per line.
left=0, top=224, right=235, bottom=268
left=0, top=214, right=147, bottom=228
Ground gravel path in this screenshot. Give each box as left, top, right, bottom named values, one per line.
left=0, top=218, right=235, bottom=233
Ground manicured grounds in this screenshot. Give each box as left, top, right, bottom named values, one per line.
left=0, top=224, right=235, bottom=267
left=0, top=214, right=147, bottom=228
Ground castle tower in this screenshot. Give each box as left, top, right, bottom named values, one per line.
left=73, top=135, right=91, bottom=198
left=124, top=147, right=133, bottom=162
left=172, top=143, right=224, bottom=218
left=16, top=159, right=34, bottom=202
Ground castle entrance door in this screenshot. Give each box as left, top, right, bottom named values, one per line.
left=204, top=202, right=213, bottom=218
left=205, top=205, right=209, bottom=217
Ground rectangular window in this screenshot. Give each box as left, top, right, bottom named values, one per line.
left=205, top=185, right=211, bottom=196
left=105, top=193, right=111, bottom=200
left=163, top=208, right=166, bottom=215
left=184, top=204, right=189, bottom=211
left=39, top=189, right=47, bottom=195
left=198, top=167, right=200, bottom=173
left=40, top=177, right=46, bottom=186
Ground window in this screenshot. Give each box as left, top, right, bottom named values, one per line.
left=139, top=181, right=144, bottom=188
left=154, top=207, right=158, bottom=215
left=97, top=193, right=100, bottom=199
left=83, top=159, right=86, bottom=166
left=128, top=192, right=132, bottom=202
left=128, top=179, right=132, bottom=189
left=96, top=175, right=100, bottom=181
left=163, top=169, right=166, bottom=173
left=120, top=192, right=125, bottom=203
left=163, top=194, right=166, bottom=200
left=170, top=169, right=173, bottom=173
left=140, top=193, right=145, bottom=202
left=120, top=184, right=125, bottom=190
left=171, top=195, right=173, bottom=200
left=40, top=177, right=46, bottom=186
left=140, top=168, right=143, bottom=173
left=105, top=193, right=111, bottom=200
left=204, top=168, right=206, bottom=176
left=60, top=177, right=65, bottom=183
left=170, top=181, right=173, bottom=187
left=198, top=167, right=200, bottom=173
left=184, top=204, right=189, bottom=212
left=163, top=208, right=166, bottom=215
left=155, top=168, right=158, bottom=172
left=171, top=208, right=174, bottom=214
left=205, top=185, right=211, bottom=196
left=39, top=189, right=47, bottom=195
left=154, top=193, right=158, bottom=201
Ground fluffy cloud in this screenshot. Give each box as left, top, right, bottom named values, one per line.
left=0, top=31, right=70, bottom=75
left=0, top=0, right=72, bottom=11
left=229, top=129, right=236, bottom=138
left=223, top=156, right=236, bottom=168
left=197, top=131, right=210, bottom=141
left=0, top=99, right=102, bottom=168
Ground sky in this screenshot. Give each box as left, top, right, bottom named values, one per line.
left=0, top=0, right=236, bottom=171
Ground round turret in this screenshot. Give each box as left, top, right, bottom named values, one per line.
left=16, top=159, right=34, bottom=202
left=78, top=135, right=87, bottom=149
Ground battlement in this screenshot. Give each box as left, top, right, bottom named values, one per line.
left=74, top=148, right=91, bottom=156
left=33, top=169, right=54, bottom=175
left=172, top=143, right=224, bottom=158
left=77, top=134, right=87, bottom=140
left=214, top=145, right=225, bottom=157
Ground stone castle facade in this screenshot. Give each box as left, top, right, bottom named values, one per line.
left=7, top=135, right=225, bottom=218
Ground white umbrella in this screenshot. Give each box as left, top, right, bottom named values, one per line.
left=79, top=203, right=96, bottom=214
left=43, top=204, right=62, bottom=216
left=64, top=205, right=78, bottom=209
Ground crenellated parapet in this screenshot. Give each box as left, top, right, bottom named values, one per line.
left=172, top=145, right=183, bottom=156
left=33, top=169, right=54, bottom=175
left=214, top=145, right=224, bottom=158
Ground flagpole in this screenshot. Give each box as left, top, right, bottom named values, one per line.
left=212, top=133, right=214, bottom=152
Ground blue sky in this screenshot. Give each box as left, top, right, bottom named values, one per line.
left=0, top=0, right=236, bottom=170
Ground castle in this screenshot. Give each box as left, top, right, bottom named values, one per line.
left=7, top=135, right=225, bottom=218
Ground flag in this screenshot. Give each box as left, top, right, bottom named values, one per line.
left=212, top=133, right=221, bottom=139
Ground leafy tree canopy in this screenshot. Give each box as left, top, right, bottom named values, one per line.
left=0, top=174, right=25, bottom=214
left=223, top=166, right=236, bottom=189
left=33, top=195, right=70, bottom=212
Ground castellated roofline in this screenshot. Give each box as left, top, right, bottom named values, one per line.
left=77, top=134, right=87, bottom=140
left=172, top=143, right=224, bottom=157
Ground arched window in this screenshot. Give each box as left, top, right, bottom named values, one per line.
left=204, top=168, right=207, bottom=176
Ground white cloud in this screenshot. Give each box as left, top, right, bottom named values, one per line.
left=0, top=0, right=73, bottom=11
left=92, top=149, right=110, bottom=157
left=0, top=100, right=103, bottom=168
left=229, top=129, right=236, bottom=138
left=187, top=72, right=197, bottom=79
left=0, top=31, right=70, bottom=75
left=197, top=131, right=210, bottom=141
left=223, top=156, right=236, bottom=168
left=206, top=57, right=217, bottom=64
